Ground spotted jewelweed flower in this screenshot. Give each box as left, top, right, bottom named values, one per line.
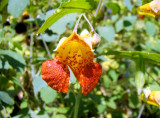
left=41, top=31, right=102, bottom=96
left=137, top=0, right=160, bottom=17
left=141, top=87, right=160, bottom=106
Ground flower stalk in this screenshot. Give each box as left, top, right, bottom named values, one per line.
left=74, top=87, right=82, bottom=118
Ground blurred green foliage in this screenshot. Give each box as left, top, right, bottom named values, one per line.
left=0, top=0, right=160, bottom=118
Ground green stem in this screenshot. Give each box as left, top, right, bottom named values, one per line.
left=147, top=72, right=160, bottom=86
left=94, top=0, right=103, bottom=17
left=73, top=14, right=83, bottom=33
left=41, top=34, right=52, bottom=58
left=73, top=87, right=82, bottom=118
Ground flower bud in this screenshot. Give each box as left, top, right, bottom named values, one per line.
left=91, top=33, right=101, bottom=48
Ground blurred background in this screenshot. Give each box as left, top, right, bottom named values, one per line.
left=0, top=0, right=160, bottom=117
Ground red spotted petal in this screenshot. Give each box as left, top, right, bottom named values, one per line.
left=78, top=62, right=102, bottom=96
left=41, top=59, right=70, bottom=93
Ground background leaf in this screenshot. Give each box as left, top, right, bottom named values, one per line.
left=0, top=91, right=14, bottom=105
left=0, top=50, right=26, bottom=71
left=145, top=21, right=156, bottom=36
left=40, top=86, right=57, bottom=104
left=97, top=26, right=115, bottom=42
left=7, top=0, right=29, bottom=17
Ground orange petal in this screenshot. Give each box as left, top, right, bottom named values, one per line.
left=55, top=32, right=94, bottom=78
left=41, top=59, right=70, bottom=93
left=78, top=62, right=102, bottom=96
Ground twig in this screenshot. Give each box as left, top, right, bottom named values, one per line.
left=138, top=103, right=145, bottom=118
left=41, top=35, right=52, bottom=58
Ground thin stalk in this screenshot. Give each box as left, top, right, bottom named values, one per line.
left=83, top=14, right=94, bottom=32
left=73, top=87, right=82, bottom=118
left=138, top=103, right=145, bottom=118
left=147, top=72, right=160, bottom=86
left=30, top=33, right=35, bottom=78
left=73, top=14, right=83, bottom=33
left=94, top=0, right=103, bottom=17
left=41, top=35, right=52, bottom=58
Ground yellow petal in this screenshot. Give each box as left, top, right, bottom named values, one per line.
left=141, top=91, right=160, bottom=106
left=55, top=32, right=94, bottom=77
left=137, top=1, right=160, bottom=17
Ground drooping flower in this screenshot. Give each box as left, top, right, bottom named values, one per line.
left=141, top=87, right=160, bottom=106
left=41, top=31, right=102, bottom=96
left=137, top=0, right=160, bottom=17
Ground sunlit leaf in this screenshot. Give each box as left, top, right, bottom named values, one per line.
left=135, top=71, right=145, bottom=95
left=106, top=50, right=160, bottom=65
left=37, top=0, right=96, bottom=34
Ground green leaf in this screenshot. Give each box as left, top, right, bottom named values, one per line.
left=56, top=107, right=69, bottom=114
left=0, top=91, right=14, bottom=105
left=136, top=0, right=142, bottom=6
left=108, top=70, right=118, bottom=82
left=106, top=50, right=160, bottom=65
left=106, top=2, right=120, bottom=14
left=97, top=26, right=115, bottom=42
left=123, top=0, right=132, bottom=11
left=106, top=98, right=117, bottom=109
left=7, top=0, right=29, bottom=17
left=136, top=54, right=145, bottom=73
left=0, top=50, right=26, bottom=71
left=97, top=104, right=106, bottom=114
left=45, top=10, right=77, bottom=35
left=37, top=0, right=96, bottom=34
left=37, top=33, right=58, bottom=42
left=52, top=114, right=67, bottom=118
left=145, top=21, right=156, bottom=36
left=115, top=19, right=124, bottom=32
left=135, top=71, right=145, bottom=95
left=40, top=86, right=57, bottom=104
left=32, top=76, right=47, bottom=97
left=0, top=0, right=9, bottom=12
left=123, top=16, right=137, bottom=31
left=142, top=0, right=152, bottom=4
left=129, top=92, right=140, bottom=108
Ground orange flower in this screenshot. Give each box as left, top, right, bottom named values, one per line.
left=141, top=87, right=160, bottom=106
left=41, top=31, right=102, bottom=96
left=137, top=0, right=160, bottom=17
